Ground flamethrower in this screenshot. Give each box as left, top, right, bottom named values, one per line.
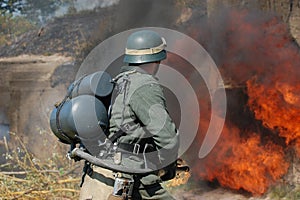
left=49, top=70, right=189, bottom=198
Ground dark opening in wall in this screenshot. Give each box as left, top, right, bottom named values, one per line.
left=0, top=109, right=9, bottom=141
left=0, top=124, right=9, bottom=141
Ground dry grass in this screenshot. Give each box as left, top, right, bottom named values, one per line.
left=269, top=184, right=300, bottom=200
left=0, top=135, right=81, bottom=200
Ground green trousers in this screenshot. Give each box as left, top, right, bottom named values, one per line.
left=132, top=174, right=175, bottom=200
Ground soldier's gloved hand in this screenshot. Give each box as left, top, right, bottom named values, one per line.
left=67, top=150, right=82, bottom=162
left=159, top=162, right=177, bottom=181
left=72, top=155, right=83, bottom=162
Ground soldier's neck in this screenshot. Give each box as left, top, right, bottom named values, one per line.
left=135, top=62, right=160, bottom=75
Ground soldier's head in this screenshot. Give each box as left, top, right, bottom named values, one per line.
left=123, top=30, right=167, bottom=74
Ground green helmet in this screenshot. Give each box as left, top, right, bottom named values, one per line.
left=124, top=30, right=167, bottom=64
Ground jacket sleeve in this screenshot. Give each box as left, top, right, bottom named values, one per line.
left=129, top=83, right=179, bottom=165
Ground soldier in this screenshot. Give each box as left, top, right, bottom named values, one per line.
left=80, top=30, right=179, bottom=200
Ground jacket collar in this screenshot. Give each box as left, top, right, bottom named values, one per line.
left=120, top=65, right=148, bottom=74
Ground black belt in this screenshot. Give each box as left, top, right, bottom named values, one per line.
left=118, top=143, right=160, bottom=170
left=118, top=143, right=155, bottom=154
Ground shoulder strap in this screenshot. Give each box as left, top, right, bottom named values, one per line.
left=107, top=69, right=138, bottom=141
left=111, top=69, right=137, bottom=82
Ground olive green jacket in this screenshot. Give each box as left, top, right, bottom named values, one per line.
left=109, top=65, right=179, bottom=168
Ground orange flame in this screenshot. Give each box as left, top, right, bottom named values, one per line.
left=192, top=122, right=289, bottom=195
left=183, top=8, right=299, bottom=195
left=247, top=79, right=300, bottom=148
left=166, top=171, right=191, bottom=188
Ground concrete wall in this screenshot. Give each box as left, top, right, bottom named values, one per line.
left=0, top=55, right=73, bottom=159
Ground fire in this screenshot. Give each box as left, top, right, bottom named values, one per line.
left=247, top=79, right=300, bottom=148
left=166, top=171, right=191, bottom=188
left=276, top=83, right=300, bottom=106
left=192, top=122, right=289, bottom=195
left=184, top=7, right=300, bottom=195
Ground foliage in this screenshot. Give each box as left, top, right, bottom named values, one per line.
left=269, top=184, right=300, bottom=200
left=21, top=0, right=74, bottom=24
left=0, top=15, right=34, bottom=34
left=22, top=0, right=60, bottom=23
left=0, top=135, right=81, bottom=199
left=0, top=15, right=35, bottom=46
left=0, top=0, right=22, bottom=16
left=1, top=0, right=75, bottom=23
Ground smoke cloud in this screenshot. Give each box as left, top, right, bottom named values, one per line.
left=54, top=0, right=120, bottom=17
left=112, top=0, right=180, bottom=33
